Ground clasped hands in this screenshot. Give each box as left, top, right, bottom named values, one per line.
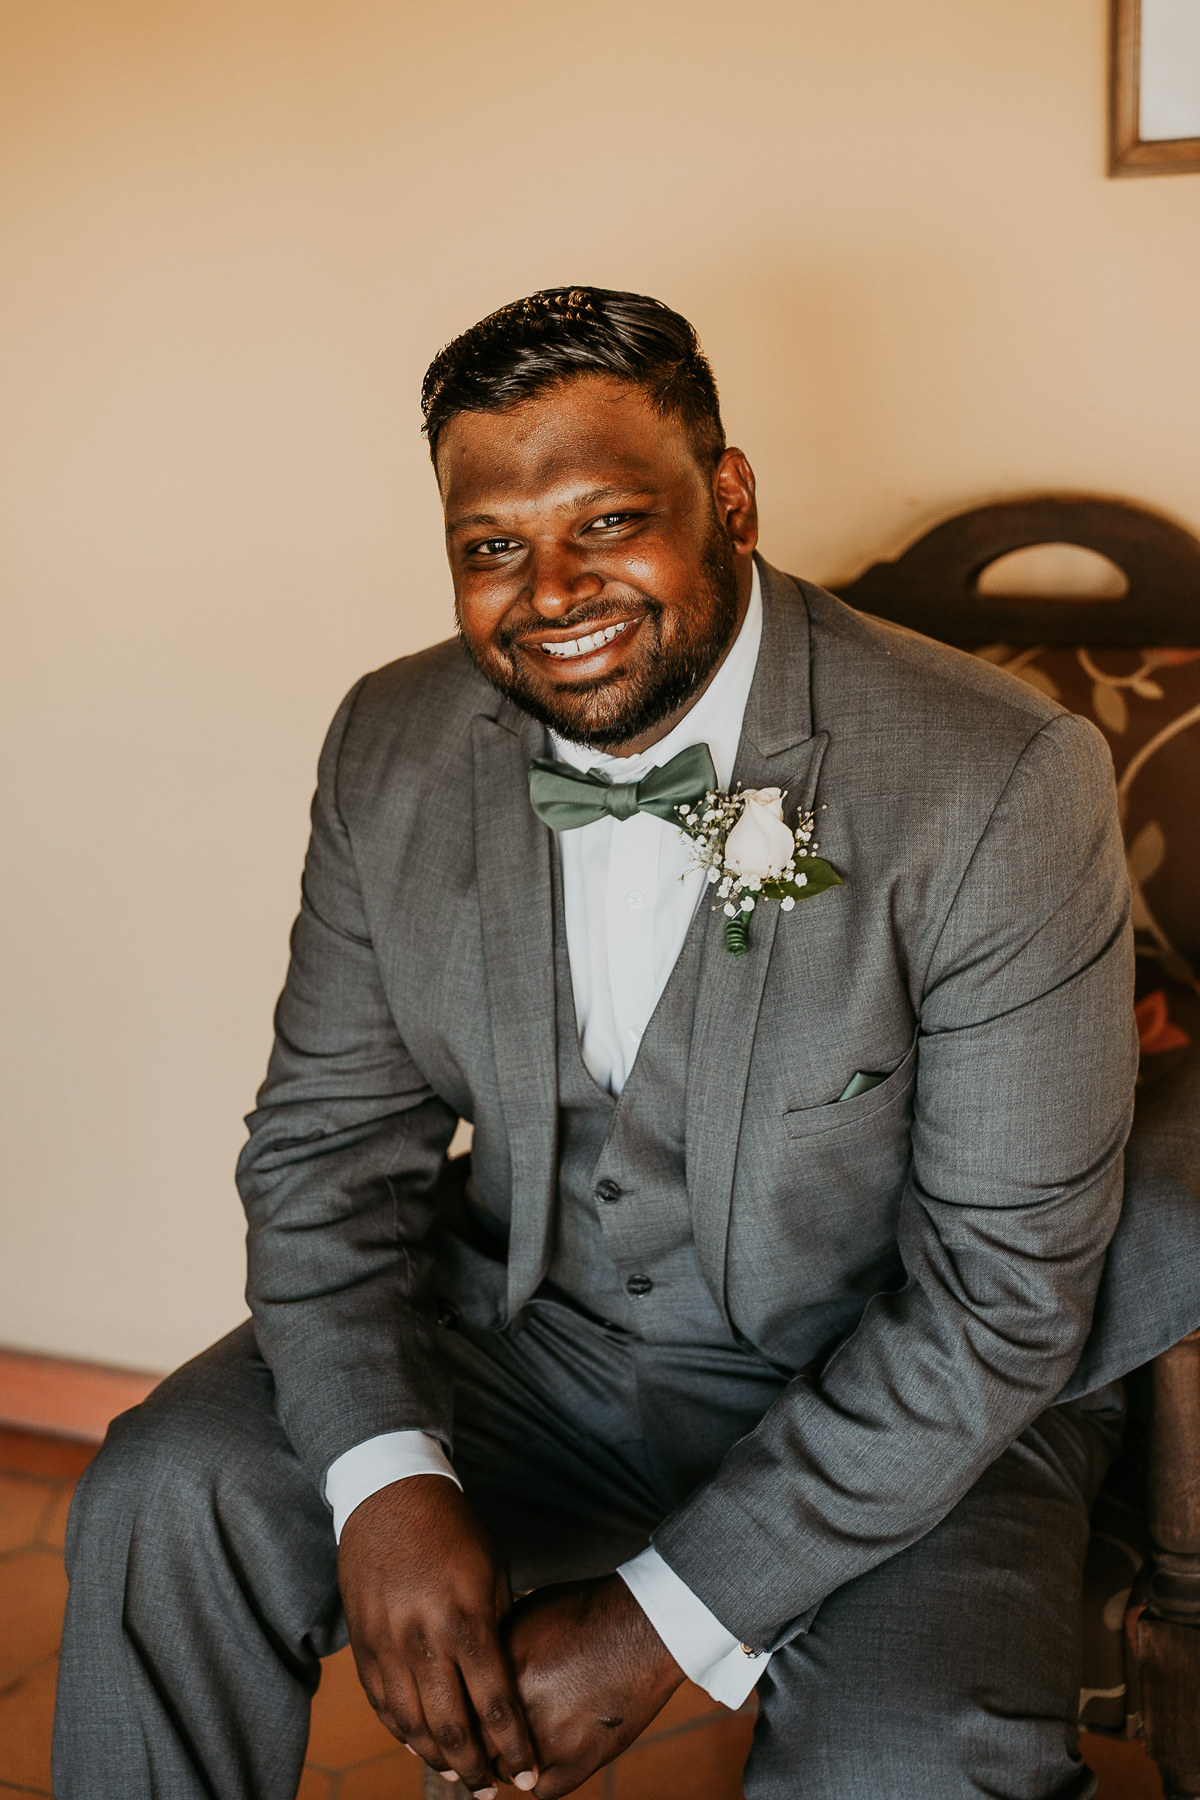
left=338, top=1475, right=684, bottom=1799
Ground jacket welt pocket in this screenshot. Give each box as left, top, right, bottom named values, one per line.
left=782, top=1039, right=918, bottom=1140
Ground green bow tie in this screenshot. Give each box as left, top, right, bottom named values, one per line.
left=528, top=742, right=718, bottom=831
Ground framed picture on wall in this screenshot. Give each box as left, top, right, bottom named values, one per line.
left=1111, top=0, right=1200, bottom=174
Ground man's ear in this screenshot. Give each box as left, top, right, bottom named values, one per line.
left=713, top=449, right=759, bottom=560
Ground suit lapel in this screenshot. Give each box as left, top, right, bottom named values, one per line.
left=471, top=701, right=559, bottom=1316
left=687, top=561, right=830, bottom=1315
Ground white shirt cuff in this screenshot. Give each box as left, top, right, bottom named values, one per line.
left=324, top=1430, right=461, bottom=1542
left=617, top=1545, right=769, bottom=1708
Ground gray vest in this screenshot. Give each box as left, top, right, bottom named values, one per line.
left=540, top=856, right=737, bottom=1348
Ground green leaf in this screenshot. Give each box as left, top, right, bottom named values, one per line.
left=765, top=857, right=844, bottom=905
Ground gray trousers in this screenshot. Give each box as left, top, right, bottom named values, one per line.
left=53, top=1303, right=1118, bottom=1799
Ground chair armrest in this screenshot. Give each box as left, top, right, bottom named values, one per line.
left=1128, top=1331, right=1200, bottom=1796
left=1148, top=1328, right=1200, bottom=1627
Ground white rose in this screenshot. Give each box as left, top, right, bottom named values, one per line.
left=723, top=787, right=795, bottom=880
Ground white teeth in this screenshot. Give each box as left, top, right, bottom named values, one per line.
left=541, top=621, right=628, bottom=659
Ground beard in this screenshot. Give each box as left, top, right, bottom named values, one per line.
left=456, top=518, right=743, bottom=752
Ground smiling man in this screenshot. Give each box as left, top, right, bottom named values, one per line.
left=56, top=289, right=1141, bottom=1800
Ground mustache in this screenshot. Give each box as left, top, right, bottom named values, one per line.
left=491, top=596, right=661, bottom=654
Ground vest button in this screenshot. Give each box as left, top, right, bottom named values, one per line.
left=595, top=1179, right=623, bottom=1204
left=626, top=1274, right=653, bottom=1297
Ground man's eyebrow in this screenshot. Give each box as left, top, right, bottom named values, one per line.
left=565, top=485, right=650, bottom=511
left=446, top=486, right=654, bottom=534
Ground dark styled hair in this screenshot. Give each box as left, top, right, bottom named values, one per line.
left=420, top=286, right=726, bottom=469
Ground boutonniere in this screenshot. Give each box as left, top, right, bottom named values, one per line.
left=676, top=786, right=844, bottom=956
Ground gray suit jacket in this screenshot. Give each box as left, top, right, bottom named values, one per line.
left=238, top=558, right=1145, bottom=1646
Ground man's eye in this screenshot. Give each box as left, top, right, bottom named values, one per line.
left=473, top=538, right=519, bottom=556
left=590, top=513, right=631, bottom=530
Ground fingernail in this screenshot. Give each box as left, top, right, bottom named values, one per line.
left=474, top=1789, right=498, bottom=1800
left=440, top=1774, right=460, bottom=1784
left=514, top=1774, right=539, bottom=1792
left=405, top=1745, right=417, bottom=1756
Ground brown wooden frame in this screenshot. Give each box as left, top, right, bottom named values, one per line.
left=1137, top=1328, right=1200, bottom=1796
left=1111, top=0, right=1200, bottom=177
left=833, top=494, right=1200, bottom=647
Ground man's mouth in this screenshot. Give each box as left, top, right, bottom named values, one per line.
left=538, top=621, right=630, bottom=661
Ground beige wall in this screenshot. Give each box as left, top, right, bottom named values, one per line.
left=3, top=0, right=1198, bottom=1370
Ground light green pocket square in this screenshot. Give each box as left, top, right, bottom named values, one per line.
left=837, top=1070, right=888, bottom=1102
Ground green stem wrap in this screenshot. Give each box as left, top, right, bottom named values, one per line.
left=725, top=912, right=751, bottom=956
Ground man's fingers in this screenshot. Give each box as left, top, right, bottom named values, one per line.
left=363, top=1660, right=454, bottom=1777
left=413, top=1658, right=499, bottom=1791
left=531, top=1765, right=584, bottom=1800
left=354, top=1652, right=414, bottom=1746
left=458, top=1631, right=539, bottom=1788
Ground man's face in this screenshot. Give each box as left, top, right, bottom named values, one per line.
left=439, top=374, right=758, bottom=753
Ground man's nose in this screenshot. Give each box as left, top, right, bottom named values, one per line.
left=526, top=544, right=603, bottom=617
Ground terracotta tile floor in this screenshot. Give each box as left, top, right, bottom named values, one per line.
left=0, top=1426, right=1165, bottom=1799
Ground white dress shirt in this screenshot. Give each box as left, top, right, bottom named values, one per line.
left=326, top=565, right=769, bottom=1707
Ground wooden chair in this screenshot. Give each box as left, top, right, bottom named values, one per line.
left=836, top=496, right=1200, bottom=1798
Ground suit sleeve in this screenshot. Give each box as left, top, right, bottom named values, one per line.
left=652, top=711, right=1137, bottom=1648
left=236, top=681, right=458, bottom=1490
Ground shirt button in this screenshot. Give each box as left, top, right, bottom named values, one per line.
left=625, top=890, right=646, bottom=910
left=595, top=1179, right=622, bottom=1204
left=626, top=1026, right=639, bottom=1042
left=626, top=1274, right=653, bottom=1297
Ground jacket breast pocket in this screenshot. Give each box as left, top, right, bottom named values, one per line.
left=782, top=1038, right=918, bottom=1141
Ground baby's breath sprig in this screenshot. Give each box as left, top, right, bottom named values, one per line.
left=675, top=786, right=844, bottom=956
